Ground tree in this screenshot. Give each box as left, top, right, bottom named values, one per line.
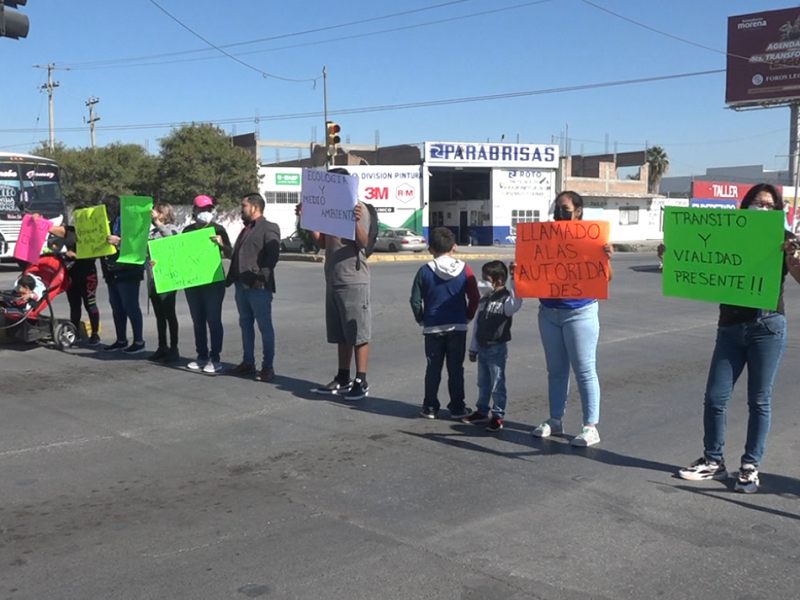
left=646, top=146, right=670, bottom=193
left=32, top=141, right=157, bottom=206
left=156, top=124, right=258, bottom=208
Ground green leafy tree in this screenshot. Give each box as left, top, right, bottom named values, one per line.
left=32, top=141, right=157, bottom=206
left=156, top=123, right=258, bottom=208
left=646, top=145, right=670, bottom=193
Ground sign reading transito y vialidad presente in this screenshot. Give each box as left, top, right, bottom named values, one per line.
left=300, top=168, right=358, bottom=240
left=514, top=220, right=611, bottom=299
left=118, top=195, right=154, bottom=265
left=663, top=207, right=785, bottom=310
left=148, top=228, right=224, bottom=294
left=73, top=205, right=116, bottom=259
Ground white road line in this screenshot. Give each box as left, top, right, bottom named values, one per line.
left=0, top=435, right=115, bottom=458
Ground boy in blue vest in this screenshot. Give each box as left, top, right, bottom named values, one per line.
left=410, top=227, right=480, bottom=419
left=463, top=260, right=523, bottom=432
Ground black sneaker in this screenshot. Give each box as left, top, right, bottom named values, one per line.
left=315, top=378, right=352, bottom=395
left=677, top=457, right=728, bottom=481
left=734, top=464, right=760, bottom=494
left=147, top=347, right=169, bottom=362
left=419, top=406, right=438, bottom=419
left=86, top=334, right=101, bottom=347
left=122, top=341, right=147, bottom=355
left=485, top=417, right=504, bottom=432
left=103, top=340, right=128, bottom=352
left=343, top=378, right=369, bottom=401
left=449, top=407, right=473, bottom=420
left=163, top=348, right=180, bottom=363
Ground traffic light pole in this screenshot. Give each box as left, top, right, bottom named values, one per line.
left=323, top=66, right=330, bottom=169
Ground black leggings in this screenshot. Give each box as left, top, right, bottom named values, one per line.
left=67, top=272, right=100, bottom=336
left=150, top=291, right=178, bottom=349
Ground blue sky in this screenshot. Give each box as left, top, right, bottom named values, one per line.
left=0, top=0, right=795, bottom=176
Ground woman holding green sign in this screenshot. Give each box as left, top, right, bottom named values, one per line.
left=678, top=184, right=800, bottom=493
left=147, top=202, right=180, bottom=363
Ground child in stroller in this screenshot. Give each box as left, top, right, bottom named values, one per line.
left=0, top=254, right=79, bottom=349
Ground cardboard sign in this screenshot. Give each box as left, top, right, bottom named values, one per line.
left=74, top=205, right=116, bottom=259
left=514, top=220, right=610, bottom=299
left=118, top=195, right=154, bottom=265
left=149, top=228, right=224, bottom=294
left=662, top=207, right=784, bottom=310
left=300, top=168, right=358, bottom=240
left=13, top=214, right=53, bottom=265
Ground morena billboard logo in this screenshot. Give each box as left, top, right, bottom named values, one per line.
left=737, top=18, right=767, bottom=30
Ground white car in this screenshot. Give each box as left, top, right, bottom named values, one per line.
left=373, top=229, right=426, bottom=252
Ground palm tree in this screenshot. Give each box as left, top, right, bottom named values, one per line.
left=646, top=146, right=670, bottom=193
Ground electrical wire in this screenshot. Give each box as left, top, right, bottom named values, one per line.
left=67, top=0, right=555, bottom=71
left=68, top=0, right=479, bottom=69
left=145, top=0, right=319, bottom=85
left=0, top=68, right=724, bottom=134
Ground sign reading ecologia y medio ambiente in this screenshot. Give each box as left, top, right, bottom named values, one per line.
left=663, top=206, right=785, bottom=310
left=424, top=142, right=559, bottom=168
left=300, top=168, right=358, bottom=240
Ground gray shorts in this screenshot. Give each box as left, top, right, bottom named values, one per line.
left=326, top=283, right=371, bottom=346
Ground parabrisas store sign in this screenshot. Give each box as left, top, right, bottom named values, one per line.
left=424, top=141, right=559, bottom=168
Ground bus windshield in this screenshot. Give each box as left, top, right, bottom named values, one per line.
left=0, top=158, right=66, bottom=218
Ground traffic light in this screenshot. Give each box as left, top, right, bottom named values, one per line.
left=326, top=121, right=341, bottom=152
left=0, top=0, right=30, bottom=40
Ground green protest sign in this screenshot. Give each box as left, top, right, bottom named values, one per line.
left=74, top=205, right=116, bottom=259
left=118, top=195, right=153, bottom=264
left=663, top=207, right=785, bottom=310
left=148, top=228, right=224, bottom=294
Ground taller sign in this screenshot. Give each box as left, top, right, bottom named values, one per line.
left=726, top=7, right=800, bottom=107
left=424, top=142, right=559, bottom=168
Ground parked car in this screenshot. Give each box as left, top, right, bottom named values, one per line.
left=374, top=229, right=426, bottom=253
left=280, top=231, right=313, bottom=253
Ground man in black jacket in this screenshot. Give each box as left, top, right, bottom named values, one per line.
left=225, top=193, right=281, bottom=382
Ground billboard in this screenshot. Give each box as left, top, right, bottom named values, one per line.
left=726, top=7, right=800, bottom=106
left=691, top=181, right=752, bottom=209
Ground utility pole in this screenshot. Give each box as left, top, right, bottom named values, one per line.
left=33, top=63, right=61, bottom=151
left=85, top=97, right=100, bottom=150
left=323, top=66, right=330, bottom=168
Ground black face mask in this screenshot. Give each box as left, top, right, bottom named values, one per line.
left=554, top=206, right=573, bottom=221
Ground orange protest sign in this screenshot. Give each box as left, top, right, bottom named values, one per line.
left=514, top=220, right=611, bottom=299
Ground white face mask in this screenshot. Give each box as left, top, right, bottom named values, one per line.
left=748, top=205, right=770, bottom=211
left=477, top=280, right=494, bottom=295
left=196, top=211, right=213, bottom=224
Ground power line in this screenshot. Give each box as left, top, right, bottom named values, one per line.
left=67, top=0, right=555, bottom=71
left=0, top=68, right=724, bottom=134
left=145, top=0, right=319, bottom=85
left=66, top=0, right=480, bottom=70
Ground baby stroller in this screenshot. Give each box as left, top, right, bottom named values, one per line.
left=0, top=254, right=78, bottom=350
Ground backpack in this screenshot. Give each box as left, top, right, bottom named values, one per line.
left=363, top=202, right=379, bottom=258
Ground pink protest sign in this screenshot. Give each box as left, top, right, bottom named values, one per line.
left=13, top=214, right=53, bottom=265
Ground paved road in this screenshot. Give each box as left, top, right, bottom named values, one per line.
left=1, top=254, right=799, bottom=600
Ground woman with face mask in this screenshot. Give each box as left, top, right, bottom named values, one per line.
left=531, top=191, right=614, bottom=447
left=181, top=195, right=233, bottom=374
left=678, top=183, right=800, bottom=493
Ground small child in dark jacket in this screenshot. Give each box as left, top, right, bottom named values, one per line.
left=463, top=260, right=523, bottom=432
left=410, top=227, right=480, bottom=419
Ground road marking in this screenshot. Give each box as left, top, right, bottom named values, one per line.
left=0, top=436, right=115, bottom=458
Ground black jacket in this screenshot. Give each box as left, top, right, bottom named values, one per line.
left=226, top=217, right=281, bottom=292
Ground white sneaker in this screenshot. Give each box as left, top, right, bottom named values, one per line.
left=531, top=418, right=563, bottom=438
left=203, top=362, right=222, bottom=375
left=733, top=464, right=759, bottom=493
left=571, top=426, right=601, bottom=447
left=187, top=360, right=206, bottom=371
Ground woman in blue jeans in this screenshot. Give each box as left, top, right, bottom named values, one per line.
left=182, top=195, right=232, bottom=374
left=678, top=183, right=800, bottom=493
left=100, top=194, right=147, bottom=354
left=531, top=191, right=614, bottom=447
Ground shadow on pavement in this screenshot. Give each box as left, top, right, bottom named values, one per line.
left=670, top=483, right=800, bottom=520
left=629, top=265, right=663, bottom=274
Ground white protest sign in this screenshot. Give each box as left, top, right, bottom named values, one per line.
left=300, top=168, right=358, bottom=240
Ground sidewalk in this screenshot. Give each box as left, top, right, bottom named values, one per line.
left=280, top=240, right=662, bottom=263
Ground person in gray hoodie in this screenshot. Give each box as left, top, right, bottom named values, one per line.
left=147, top=202, right=181, bottom=363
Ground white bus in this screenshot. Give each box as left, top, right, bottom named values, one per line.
left=0, top=152, right=68, bottom=264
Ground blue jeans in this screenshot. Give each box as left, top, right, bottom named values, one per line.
left=107, top=278, right=144, bottom=344
left=703, top=313, right=787, bottom=467
left=184, top=282, right=225, bottom=363
left=476, top=343, right=508, bottom=418
left=234, top=282, right=275, bottom=369
left=538, top=302, right=601, bottom=425
left=423, top=331, right=467, bottom=413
